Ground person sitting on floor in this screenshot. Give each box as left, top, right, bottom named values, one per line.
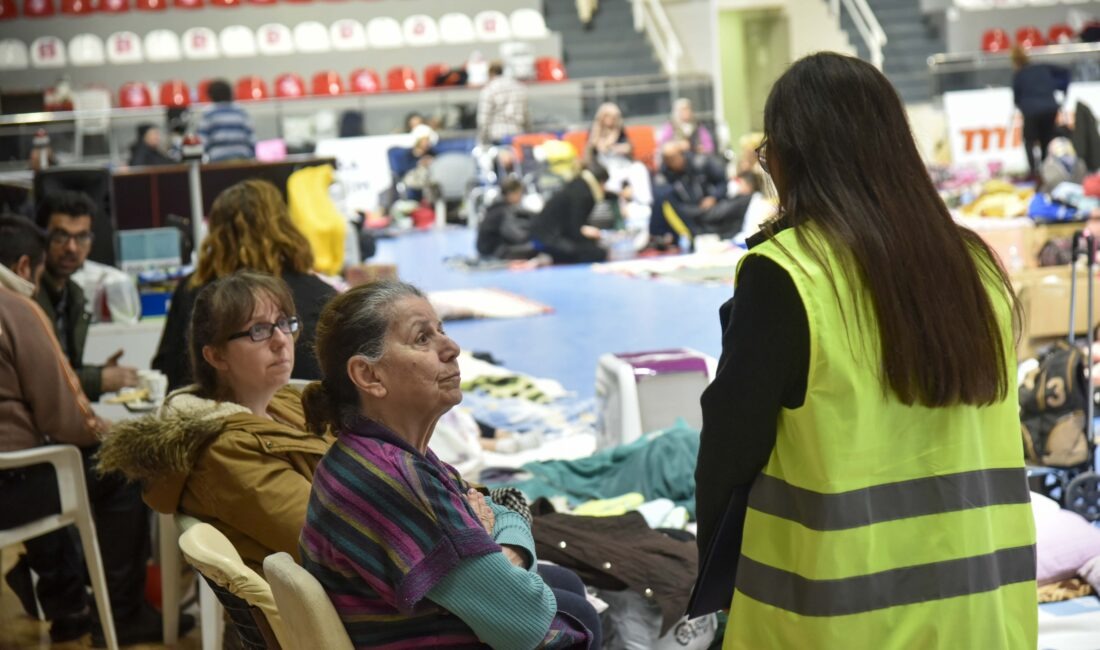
left=477, top=177, right=538, bottom=260
left=649, top=140, right=739, bottom=248
left=0, top=214, right=192, bottom=645
left=530, top=162, right=611, bottom=264
left=99, top=271, right=335, bottom=572
left=152, top=179, right=337, bottom=391
left=299, top=281, right=601, bottom=649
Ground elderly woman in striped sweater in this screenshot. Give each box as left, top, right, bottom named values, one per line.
left=298, top=280, right=600, bottom=649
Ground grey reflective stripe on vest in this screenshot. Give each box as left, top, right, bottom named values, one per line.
left=749, top=467, right=1031, bottom=531
left=736, top=545, right=1036, bottom=617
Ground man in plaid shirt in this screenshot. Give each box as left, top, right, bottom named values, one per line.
left=477, top=62, right=531, bottom=145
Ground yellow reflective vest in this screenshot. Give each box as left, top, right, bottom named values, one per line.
left=725, top=227, right=1037, bottom=649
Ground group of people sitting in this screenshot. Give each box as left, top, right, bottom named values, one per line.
left=475, top=97, right=769, bottom=265
left=0, top=179, right=601, bottom=648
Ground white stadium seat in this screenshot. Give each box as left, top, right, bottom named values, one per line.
left=293, top=21, right=331, bottom=53
left=257, top=23, right=294, bottom=55
left=474, top=10, right=512, bottom=42
left=183, top=27, right=220, bottom=60
left=106, top=31, right=143, bottom=64
left=144, top=29, right=182, bottom=62
left=510, top=8, right=548, bottom=39
left=402, top=14, right=440, bottom=47
left=220, top=25, right=257, bottom=58
left=439, top=13, right=476, bottom=44
left=31, top=36, right=66, bottom=68
left=0, top=39, right=29, bottom=70
left=69, top=34, right=105, bottom=66
left=330, top=19, right=367, bottom=51
left=366, top=17, right=403, bottom=49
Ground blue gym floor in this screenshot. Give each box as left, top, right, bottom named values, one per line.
left=373, top=228, right=732, bottom=398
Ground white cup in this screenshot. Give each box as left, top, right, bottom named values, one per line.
left=138, top=370, right=168, bottom=403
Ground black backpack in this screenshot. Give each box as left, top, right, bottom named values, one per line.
left=1020, top=341, right=1092, bottom=468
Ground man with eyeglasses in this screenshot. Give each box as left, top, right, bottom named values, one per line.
left=34, top=190, right=139, bottom=402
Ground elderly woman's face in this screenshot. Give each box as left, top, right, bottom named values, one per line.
left=375, top=296, right=462, bottom=415
left=676, top=103, right=694, bottom=124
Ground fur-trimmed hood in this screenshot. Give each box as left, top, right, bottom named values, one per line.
left=97, top=385, right=315, bottom=513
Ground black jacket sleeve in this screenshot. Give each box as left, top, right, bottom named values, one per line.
left=152, top=275, right=197, bottom=391
left=694, top=254, right=809, bottom=564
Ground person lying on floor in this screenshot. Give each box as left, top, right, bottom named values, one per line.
left=530, top=162, right=611, bottom=265
left=299, top=280, right=601, bottom=649
left=99, top=270, right=334, bottom=572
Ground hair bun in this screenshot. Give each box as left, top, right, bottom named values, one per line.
left=301, top=381, right=336, bottom=435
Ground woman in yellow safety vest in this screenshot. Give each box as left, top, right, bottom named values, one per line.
left=692, top=52, right=1037, bottom=649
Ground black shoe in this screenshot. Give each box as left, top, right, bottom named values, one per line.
left=90, top=603, right=196, bottom=647
left=49, top=610, right=93, bottom=643
left=4, top=554, right=37, bottom=618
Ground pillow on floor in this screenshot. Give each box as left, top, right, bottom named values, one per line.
left=1032, top=491, right=1100, bottom=585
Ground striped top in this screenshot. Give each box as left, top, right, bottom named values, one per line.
left=198, top=103, right=254, bottom=162
left=300, top=417, right=590, bottom=649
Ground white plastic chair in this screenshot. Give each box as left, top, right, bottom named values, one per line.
left=160, top=514, right=223, bottom=649
left=72, top=87, right=111, bottom=159
left=402, top=14, right=440, bottom=47
left=366, top=17, right=404, bottom=49
left=439, top=13, right=476, bottom=44
left=474, top=10, right=512, bottom=42
left=264, top=552, right=353, bottom=650
left=293, top=21, right=331, bottom=53
left=257, top=23, right=294, bottom=56
left=179, top=521, right=288, bottom=649
left=0, top=39, right=29, bottom=70
left=510, top=8, right=548, bottom=39
left=144, top=29, right=182, bottom=63
left=106, top=31, right=143, bottom=65
left=30, top=36, right=66, bottom=68
left=0, top=445, right=118, bottom=650
left=183, top=27, right=220, bottom=60
left=330, top=19, right=367, bottom=51
left=69, top=34, right=105, bottom=67
left=220, top=25, right=257, bottom=58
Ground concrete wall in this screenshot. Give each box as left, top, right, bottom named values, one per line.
left=663, top=0, right=715, bottom=75
left=944, top=2, right=1100, bottom=53
left=0, top=0, right=558, bottom=92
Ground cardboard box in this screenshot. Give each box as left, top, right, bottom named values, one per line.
left=966, top=218, right=1083, bottom=271
left=1013, top=265, right=1100, bottom=357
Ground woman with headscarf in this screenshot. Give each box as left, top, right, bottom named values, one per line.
left=657, top=98, right=715, bottom=157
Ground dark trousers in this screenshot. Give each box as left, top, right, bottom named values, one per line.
left=539, top=238, right=608, bottom=265
left=538, top=563, right=603, bottom=649
left=0, top=444, right=149, bottom=621
left=1023, top=110, right=1060, bottom=177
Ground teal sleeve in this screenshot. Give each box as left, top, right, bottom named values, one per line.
left=488, top=497, right=538, bottom=572
left=427, top=551, right=557, bottom=650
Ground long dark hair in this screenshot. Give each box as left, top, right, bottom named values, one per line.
left=762, top=53, right=1020, bottom=407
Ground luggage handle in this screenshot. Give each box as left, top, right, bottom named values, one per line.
left=1069, top=230, right=1096, bottom=444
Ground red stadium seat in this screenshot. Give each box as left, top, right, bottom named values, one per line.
left=535, top=57, right=567, bottom=82
left=159, top=80, right=190, bottom=107
left=311, top=70, right=344, bottom=96
left=173, top=0, right=202, bottom=7
left=1016, top=26, right=1044, bottom=48
left=981, top=28, right=1010, bottom=53
left=135, top=0, right=166, bottom=10
left=423, top=63, right=448, bottom=88
left=23, top=0, right=54, bottom=17
left=349, top=68, right=381, bottom=94
left=1049, top=24, right=1075, bottom=45
left=97, top=0, right=128, bottom=11
left=197, top=78, right=213, bottom=102
left=0, top=0, right=16, bottom=20
left=210, top=0, right=239, bottom=5
left=235, top=76, right=268, bottom=101
left=119, top=82, right=152, bottom=108
left=386, top=66, right=419, bottom=92
left=275, top=73, right=305, bottom=98
left=61, top=0, right=92, bottom=14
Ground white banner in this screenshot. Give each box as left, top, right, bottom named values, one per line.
left=315, top=133, right=415, bottom=214
left=1063, top=81, right=1100, bottom=121
left=943, top=87, right=1027, bottom=172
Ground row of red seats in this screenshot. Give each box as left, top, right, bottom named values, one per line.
left=982, top=24, right=1076, bottom=52
left=119, top=60, right=567, bottom=107
left=0, top=0, right=347, bottom=18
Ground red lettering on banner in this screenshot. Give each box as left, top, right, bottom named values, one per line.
left=960, top=125, right=1024, bottom=152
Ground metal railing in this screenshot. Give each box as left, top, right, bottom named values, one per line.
left=630, top=0, right=683, bottom=75
left=927, top=42, right=1100, bottom=96
left=830, top=0, right=888, bottom=69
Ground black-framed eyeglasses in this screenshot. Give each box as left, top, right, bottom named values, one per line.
left=755, top=139, right=769, bottom=174
left=48, top=230, right=94, bottom=247
left=227, top=316, right=300, bottom=343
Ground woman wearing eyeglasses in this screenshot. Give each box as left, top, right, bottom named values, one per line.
left=100, top=271, right=334, bottom=571
left=152, top=179, right=338, bottom=391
